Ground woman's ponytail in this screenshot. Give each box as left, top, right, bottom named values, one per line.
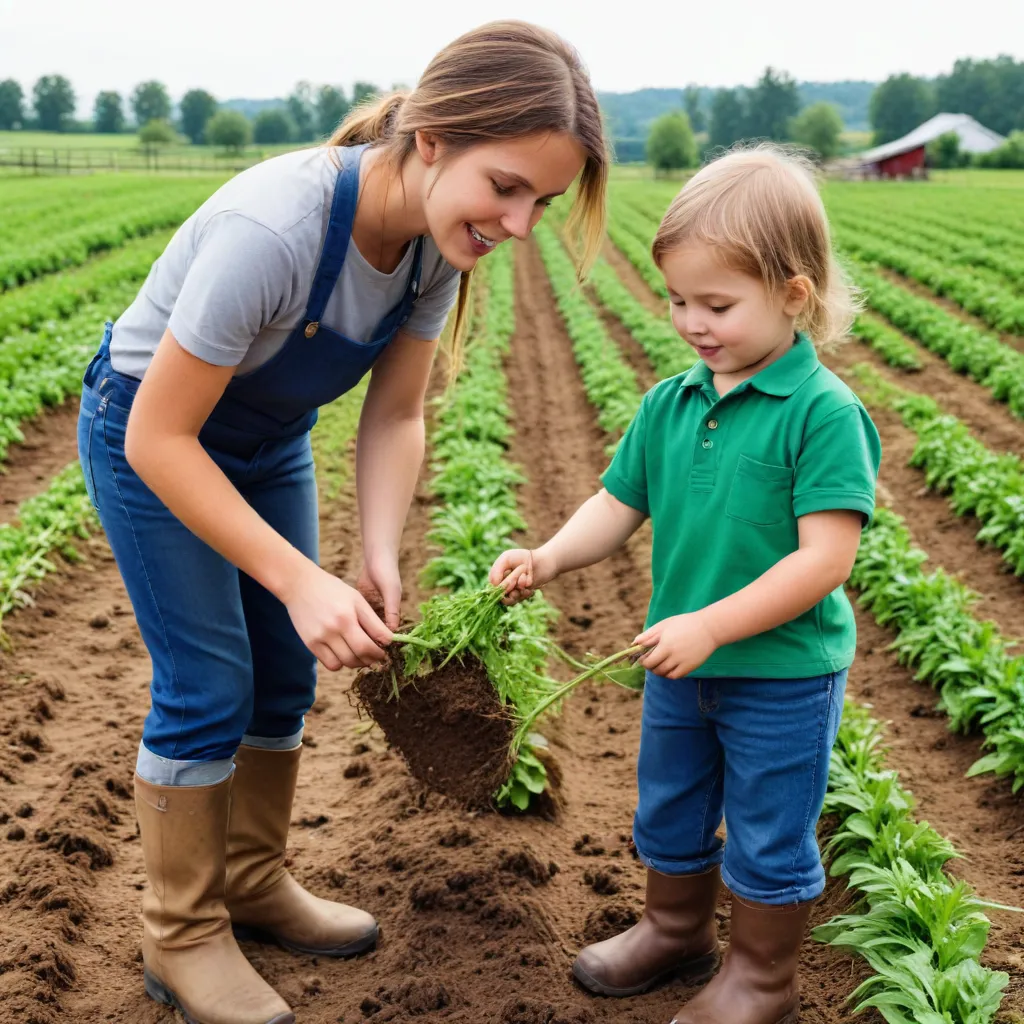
left=329, top=91, right=409, bottom=147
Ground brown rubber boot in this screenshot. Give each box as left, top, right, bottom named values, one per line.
left=226, top=743, right=378, bottom=957
left=134, top=774, right=294, bottom=1024
left=670, top=894, right=813, bottom=1024
left=572, top=865, right=721, bottom=997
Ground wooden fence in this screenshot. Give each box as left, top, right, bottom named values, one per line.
left=0, top=147, right=267, bottom=176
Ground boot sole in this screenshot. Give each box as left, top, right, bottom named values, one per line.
left=144, top=968, right=295, bottom=1024
left=572, top=948, right=721, bottom=997
left=232, top=922, right=379, bottom=959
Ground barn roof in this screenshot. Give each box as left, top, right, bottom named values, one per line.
left=860, top=112, right=1006, bottom=164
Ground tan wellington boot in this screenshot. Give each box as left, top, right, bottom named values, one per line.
left=572, top=865, right=721, bottom=997
left=670, top=894, right=813, bottom=1024
left=226, top=743, right=379, bottom=957
left=134, top=774, right=294, bottom=1024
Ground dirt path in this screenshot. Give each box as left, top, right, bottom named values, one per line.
left=1, top=402, right=82, bottom=524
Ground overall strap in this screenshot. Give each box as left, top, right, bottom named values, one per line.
left=302, top=144, right=367, bottom=339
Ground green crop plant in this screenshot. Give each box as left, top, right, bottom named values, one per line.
left=0, top=463, right=97, bottom=638
left=851, top=507, right=1024, bottom=791
left=814, top=701, right=1016, bottom=1023
left=852, top=364, right=1024, bottom=576
left=848, top=262, right=1024, bottom=417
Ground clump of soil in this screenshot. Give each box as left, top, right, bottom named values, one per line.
left=354, top=652, right=515, bottom=808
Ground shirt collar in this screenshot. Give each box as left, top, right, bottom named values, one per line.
left=677, top=333, right=819, bottom=398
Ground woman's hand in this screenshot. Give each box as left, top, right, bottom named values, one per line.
left=488, top=547, right=559, bottom=605
left=282, top=563, right=393, bottom=670
left=356, top=555, right=403, bottom=632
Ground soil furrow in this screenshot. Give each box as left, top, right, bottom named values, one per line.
left=588, top=292, right=660, bottom=393
left=1, top=402, right=82, bottom=524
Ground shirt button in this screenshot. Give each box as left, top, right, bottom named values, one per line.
left=702, top=438, right=713, bottom=449
left=707, top=419, right=719, bottom=430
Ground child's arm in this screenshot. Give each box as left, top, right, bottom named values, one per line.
left=637, top=509, right=864, bottom=678
left=489, top=489, right=646, bottom=604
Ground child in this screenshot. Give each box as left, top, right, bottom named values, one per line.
left=490, top=144, right=881, bottom=1024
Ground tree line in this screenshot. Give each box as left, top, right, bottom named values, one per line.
left=0, top=76, right=382, bottom=149
left=643, top=55, right=1024, bottom=173
left=645, top=67, right=846, bottom=171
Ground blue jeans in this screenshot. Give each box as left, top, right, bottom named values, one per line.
left=77, top=354, right=319, bottom=783
left=634, top=669, right=847, bottom=904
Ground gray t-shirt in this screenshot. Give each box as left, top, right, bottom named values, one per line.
left=110, top=145, right=462, bottom=378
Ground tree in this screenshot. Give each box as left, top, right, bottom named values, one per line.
left=976, top=130, right=1024, bottom=169
left=352, top=81, right=379, bottom=106
left=0, top=79, right=24, bottom=130
left=745, top=67, right=800, bottom=141
left=869, top=73, right=937, bottom=145
left=926, top=131, right=966, bottom=169
left=646, top=111, right=697, bottom=173
left=93, top=91, right=125, bottom=134
left=179, top=89, right=217, bottom=144
left=138, top=119, right=178, bottom=148
left=316, top=85, right=349, bottom=138
left=253, top=108, right=294, bottom=145
left=205, top=110, right=251, bottom=152
left=33, top=75, right=76, bottom=132
left=791, top=102, right=844, bottom=161
left=286, top=81, right=316, bottom=142
left=131, top=80, right=171, bottom=128
left=708, top=88, right=747, bottom=151
left=683, top=85, right=706, bottom=133
left=937, top=56, right=1024, bottom=137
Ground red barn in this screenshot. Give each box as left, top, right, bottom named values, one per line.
left=859, top=113, right=1005, bottom=179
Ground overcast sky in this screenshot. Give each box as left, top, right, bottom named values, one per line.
left=2, top=0, right=1022, bottom=114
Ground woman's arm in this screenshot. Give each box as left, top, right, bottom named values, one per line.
left=353, top=330, right=438, bottom=628
left=125, top=330, right=391, bottom=669
left=489, top=489, right=647, bottom=602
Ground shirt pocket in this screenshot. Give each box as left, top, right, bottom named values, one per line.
left=725, top=455, right=794, bottom=527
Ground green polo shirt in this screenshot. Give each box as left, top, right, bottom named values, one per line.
left=601, top=334, right=881, bottom=678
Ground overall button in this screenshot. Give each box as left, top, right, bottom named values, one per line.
left=707, top=418, right=719, bottom=430
left=702, top=438, right=713, bottom=450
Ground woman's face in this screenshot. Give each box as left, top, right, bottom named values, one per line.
left=418, top=131, right=588, bottom=271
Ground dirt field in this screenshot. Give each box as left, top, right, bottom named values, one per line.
left=1, top=236, right=1022, bottom=1024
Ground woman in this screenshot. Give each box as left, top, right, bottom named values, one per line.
left=77, top=20, right=608, bottom=1024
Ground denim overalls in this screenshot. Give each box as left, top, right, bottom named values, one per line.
left=77, top=144, right=423, bottom=781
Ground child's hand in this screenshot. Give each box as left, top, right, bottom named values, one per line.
left=634, top=613, right=719, bottom=679
left=488, top=548, right=557, bottom=605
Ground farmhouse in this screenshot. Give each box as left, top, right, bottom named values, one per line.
left=859, top=112, right=1005, bottom=178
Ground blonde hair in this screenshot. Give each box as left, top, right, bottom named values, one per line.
left=327, top=20, right=609, bottom=373
left=651, top=143, right=859, bottom=347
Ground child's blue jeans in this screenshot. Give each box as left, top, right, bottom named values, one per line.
left=634, top=668, right=847, bottom=905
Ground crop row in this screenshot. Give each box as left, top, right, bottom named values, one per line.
left=833, top=220, right=1024, bottom=335
left=851, top=506, right=1024, bottom=792
left=534, top=222, right=642, bottom=443
left=418, top=245, right=561, bottom=810
left=853, top=363, right=1024, bottom=576
left=0, top=175, right=176, bottom=239
left=0, top=182, right=214, bottom=290
left=827, top=206, right=1024, bottom=289
left=0, top=463, right=96, bottom=637
left=849, top=261, right=1024, bottom=417
left=0, top=230, right=172, bottom=341
left=0, top=283, right=141, bottom=462
left=816, top=700, right=1009, bottom=1023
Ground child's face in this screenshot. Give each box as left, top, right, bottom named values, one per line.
left=660, top=244, right=808, bottom=380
